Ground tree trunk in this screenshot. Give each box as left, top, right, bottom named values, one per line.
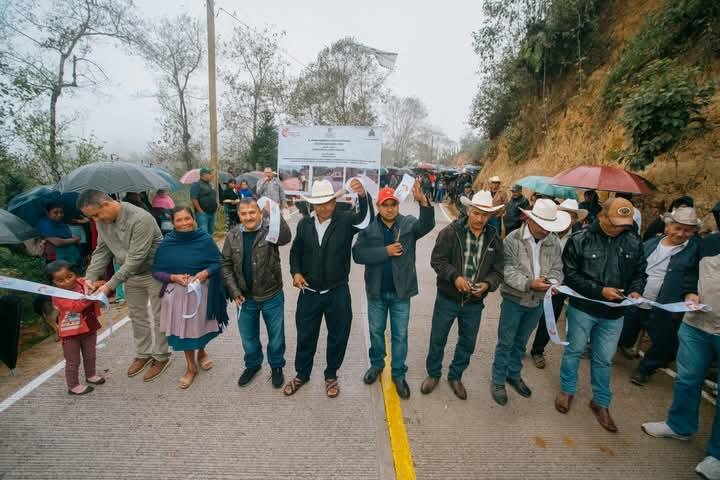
left=179, top=91, right=193, bottom=170
left=48, top=86, right=62, bottom=182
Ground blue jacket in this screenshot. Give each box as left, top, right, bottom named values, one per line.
left=352, top=205, right=435, bottom=299
left=642, top=235, right=700, bottom=304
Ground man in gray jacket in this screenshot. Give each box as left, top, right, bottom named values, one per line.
left=79, top=190, right=169, bottom=382
left=220, top=198, right=291, bottom=388
left=256, top=167, right=286, bottom=208
left=352, top=180, right=435, bottom=399
left=490, top=199, right=569, bottom=406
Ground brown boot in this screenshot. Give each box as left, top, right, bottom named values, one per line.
left=555, top=392, right=574, bottom=414
left=448, top=379, right=467, bottom=400
left=420, top=376, right=440, bottom=394
left=143, top=359, right=171, bottom=382
left=127, top=357, right=152, bottom=377
left=589, top=400, right=618, bottom=432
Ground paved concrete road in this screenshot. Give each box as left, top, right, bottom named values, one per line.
left=0, top=201, right=713, bottom=479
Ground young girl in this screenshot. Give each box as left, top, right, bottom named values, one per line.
left=45, top=260, right=106, bottom=395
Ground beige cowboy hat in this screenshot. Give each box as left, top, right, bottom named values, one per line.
left=460, top=191, right=505, bottom=213
left=521, top=199, right=572, bottom=232
left=558, top=199, right=588, bottom=222
left=301, top=179, right=339, bottom=205
left=489, top=175, right=501, bottom=183
left=663, top=206, right=702, bottom=227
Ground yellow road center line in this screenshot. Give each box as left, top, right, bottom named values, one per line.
left=380, top=337, right=416, bottom=480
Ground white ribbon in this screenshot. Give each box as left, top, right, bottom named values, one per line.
left=183, top=280, right=202, bottom=319
left=0, top=275, right=113, bottom=334
left=344, top=176, right=379, bottom=230
left=543, top=284, right=712, bottom=346
left=394, top=174, right=416, bottom=202
left=256, top=196, right=281, bottom=244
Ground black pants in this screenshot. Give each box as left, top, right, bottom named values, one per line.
left=294, top=284, right=352, bottom=381
left=530, top=293, right=566, bottom=356
left=619, top=306, right=682, bottom=374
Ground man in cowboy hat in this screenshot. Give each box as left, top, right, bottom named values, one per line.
left=490, top=199, right=569, bottom=405
left=530, top=198, right=588, bottom=369
left=618, top=206, right=701, bottom=385
left=421, top=190, right=504, bottom=400
left=284, top=178, right=369, bottom=398
left=642, top=206, right=720, bottom=480
left=504, top=184, right=530, bottom=235
left=556, top=197, right=647, bottom=432
left=487, top=175, right=507, bottom=234
left=353, top=179, right=435, bottom=399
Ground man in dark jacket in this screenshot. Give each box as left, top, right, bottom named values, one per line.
left=353, top=180, right=435, bottom=399
left=284, top=178, right=369, bottom=398
left=556, top=197, right=647, bottom=433
left=504, top=184, right=530, bottom=235
left=421, top=190, right=504, bottom=400
left=220, top=198, right=291, bottom=388
left=618, top=207, right=700, bottom=385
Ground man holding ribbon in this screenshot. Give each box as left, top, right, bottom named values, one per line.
left=490, top=199, right=569, bottom=406
left=220, top=197, right=291, bottom=389
left=78, top=190, right=170, bottom=382
left=421, top=190, right=504, bottom=400
left=284, top=178, right=369, bottom=398
left=352, top=179, right=435, bottom=399
left=555, top=197, right=647, bottom=432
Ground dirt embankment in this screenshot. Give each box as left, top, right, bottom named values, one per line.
left=475, top=0, right=720, bottom=228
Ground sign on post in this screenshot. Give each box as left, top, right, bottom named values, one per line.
left=277, top=126, right=383, bottom=195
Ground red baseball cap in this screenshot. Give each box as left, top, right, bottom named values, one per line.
left=376, top=187, right=399, bottom=206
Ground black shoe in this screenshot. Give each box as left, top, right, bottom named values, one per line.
left=506, top=377, right=532, bottom=398
left=491, top=384, right=508, bottom=406
left=363, top=367, right=382, bottom=385
left=271, top=367, right=284, bottom=388
left=393, top=377, right=410, bottom=399
left=630, top=367, right=650, bottom=386
left=237, top=367, right=261, bottom=387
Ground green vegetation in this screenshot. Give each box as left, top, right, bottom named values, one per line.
left=621, top=60, right=714, bottom=170
left=0, top=246, right=46, bottom=327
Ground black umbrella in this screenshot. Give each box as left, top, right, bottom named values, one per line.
left=56, top=161, right=173, bottom=193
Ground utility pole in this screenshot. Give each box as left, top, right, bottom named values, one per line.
left=206, top=0, right=219, bottom=200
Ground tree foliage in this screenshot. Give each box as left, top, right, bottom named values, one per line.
left=288, top=37, right=390, bottom=126
left=383, top=96, right=428, bottom=166
left=247, top=109, right=278, bottom=170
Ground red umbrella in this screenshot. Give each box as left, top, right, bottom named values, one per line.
left=550, top=165, right=656, bottom=194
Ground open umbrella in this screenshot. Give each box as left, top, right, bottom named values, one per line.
left=515, top=175, right=577, bottom=200
left=180, top=168, right=232, bottom=184
left=0, top=209, right=38, bottom=244
left=235, top=171, right=264, bottom=189
left=7, top=186, right=80, bottom=227
left=415, top=162, right=436, bottom=171
left=147, top=167, right=183, bottom=191
left=550, top=165, right=656, bottom=194
left=56, top=161, right=172, bottom=193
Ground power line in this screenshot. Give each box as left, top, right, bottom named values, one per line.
left=216, top=6, right=308, bottom=69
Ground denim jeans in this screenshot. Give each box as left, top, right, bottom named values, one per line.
left=559, top=305, right=624, bottom=408
left=619, top=306, right=681, bottom=374
left=237, top=291, right=286, bottom=369
left=196, top=211, right=216, bottom=235
left=491, top=298, right=544, bottom=385
left=367, top=292, right=411, bottom=379
left=667, top=322, right=720, bottom=459
left=425, top=293, right=485, bottom=380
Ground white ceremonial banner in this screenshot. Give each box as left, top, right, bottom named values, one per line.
left=256, top=196, right=281, bottom=244
left=344, top=176, right=378, bottom=230
left=183, top=280, right=203, bottom=319
left=543, top=285, right=712, bottom=346
left=394, top=174, right=415, bottom=202
left=278, top=126, right=382, bottom=195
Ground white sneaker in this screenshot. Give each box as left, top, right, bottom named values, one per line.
left=641, top=421, right=690, bottom=440
left=696, top=456, right=720, bottom=480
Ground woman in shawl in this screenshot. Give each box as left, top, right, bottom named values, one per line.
left=152, top=206, right=229, bottom=389
left=151, top=189, right=176, bottom=234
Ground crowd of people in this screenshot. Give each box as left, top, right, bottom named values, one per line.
left=36, top=166, right=720, bottom=479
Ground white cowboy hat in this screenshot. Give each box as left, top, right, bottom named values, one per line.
left=663, top=206, right=702, bottom=227
left=301, top=179, right=338, bottom=205
left=489, top=176, right=501, bottom=183
left=557, top=198, right=588, bottom=222
left=521, top=199, right=572, bottom=232
left=460, top=191, right=505, bottom=213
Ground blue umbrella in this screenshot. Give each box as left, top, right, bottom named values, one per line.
left=7, top=186, right=80, bottom=228
left=515, top=176, right=577, bottom=200
left=147, top=167, right=184, bottom=192
left=0, top=209, right=38, bottom=244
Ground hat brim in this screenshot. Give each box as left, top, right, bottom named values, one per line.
left=558, top=206, right=588, bottom=222
left=662, top=213, right=702, bottom=227
left=521, top=209, right=572, bottom=233
left=460, top=196, right=504, bottom=212
left=301, top=193, right=338, bottom=205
